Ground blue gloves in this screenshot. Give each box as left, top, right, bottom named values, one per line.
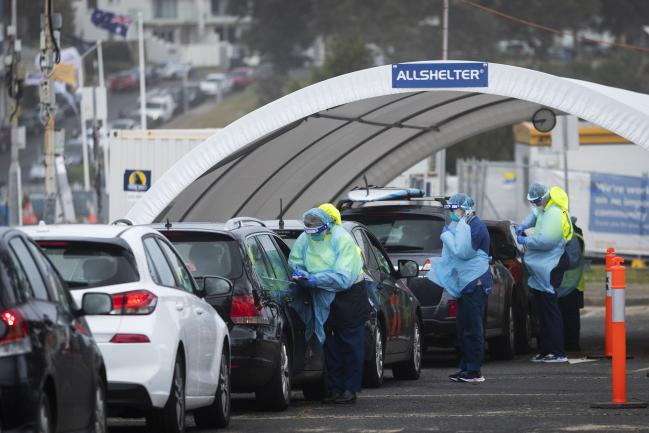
left=515, top=224, right=527, bottom=236
left=292, top=270, right=309, bottom=279
left=296, top=276, right=317, bottom=290
left=517, top=234, right=528, bottom=246
left=442, top=225, right=449, bottom=233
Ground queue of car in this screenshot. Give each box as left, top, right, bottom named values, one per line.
left=0, top=187, right=531, bottom=432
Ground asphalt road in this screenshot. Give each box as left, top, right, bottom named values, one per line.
left=109, top=306, right=649, bottom=433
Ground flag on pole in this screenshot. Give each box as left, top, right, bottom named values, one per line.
left=91, top=9, right=132, bottom=37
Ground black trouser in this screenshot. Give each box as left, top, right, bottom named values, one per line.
left=558, top=290, right=584, bottom=351
left=533, top=290, right=565, bottom=357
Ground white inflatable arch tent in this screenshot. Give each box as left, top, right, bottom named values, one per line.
left=126, top=61, right=649, bottom=224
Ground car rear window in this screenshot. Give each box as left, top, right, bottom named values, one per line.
left=161, top=231, right=243, bottom=281
left=37, top=241, right=139, bottom=289
left=348, top=215, right=445, bottom=253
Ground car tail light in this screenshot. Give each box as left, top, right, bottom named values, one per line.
left=421, top=259, right=432, bottom=272
left=230, top=294, right=269, bottom=325
left=446, top=300, right=458, bottom=318
left=111, top=290, right=157, bottom=315
left=0, top=309, right=32, bottom=357
left=110, top=333, right=151, bottom=343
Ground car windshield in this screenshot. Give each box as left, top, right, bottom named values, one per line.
left=37, top=241, right=139, bottom=289
left=146, top=102, right=164, bottom=110
left=349, top=215, right=445, bottom=252
left=162, top=232, right=243, bottom=280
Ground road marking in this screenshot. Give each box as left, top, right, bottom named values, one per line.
left=560, top=425, right=648, bottom=432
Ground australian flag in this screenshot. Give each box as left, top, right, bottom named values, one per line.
left=91, top=9, right=132, bottom=37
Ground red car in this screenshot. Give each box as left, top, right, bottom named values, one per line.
left=109, top=70, right=138, bottom=91
left=228, top=67, right=255, bottom=89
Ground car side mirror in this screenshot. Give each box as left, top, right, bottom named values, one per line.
left=398, top=260, right=419, bottom=278
left=81, top=293, right=113, bottom=315
left=203, top=276, right=233, bottom=297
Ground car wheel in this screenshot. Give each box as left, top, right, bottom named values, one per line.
left=514, top=301, right=533, bottom=354
left=255, top=335, right=291, bottom=411
left=194, top=346, right=231, bottom=428
left=147, top=353, right=185, bottom=433
left=363, top=325, right=384, bottom=388
left=488, top=301, right=515, bottom=360
left=36, top=392, right=53, bottom=433
left=392, top=319, right=422, bottom=380
left=302, top=375, right=326, bottom=401
left=90, top=376, right=107, bottom=433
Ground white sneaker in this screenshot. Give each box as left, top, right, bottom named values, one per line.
left=541, top=354, right=568, bottom=363
left=530, top=354, right=545, bottom=362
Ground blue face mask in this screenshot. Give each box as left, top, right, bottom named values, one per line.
left=449, top=212, right=461, bottom=222
left=309, top=233, right=325, bottom=241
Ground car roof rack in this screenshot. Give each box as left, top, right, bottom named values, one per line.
left=225, top=217, right=267, bottom=230
left=337, top=186, right=450, bottom=209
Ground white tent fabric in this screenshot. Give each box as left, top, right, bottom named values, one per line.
left=125, top=61, right=649, bottom=224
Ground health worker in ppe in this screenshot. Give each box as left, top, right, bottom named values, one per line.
left=425, top=193, right=492, bottom=383
left=516, top=183, right=571, bottom=363
left=289, top=203, right=368, bottom=404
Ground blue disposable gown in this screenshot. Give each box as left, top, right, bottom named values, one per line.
left=288, top=219, right=363, bottom=344
left=521, top=205, right=565, bottom=293
left=426, top=218, right=491, bottom=299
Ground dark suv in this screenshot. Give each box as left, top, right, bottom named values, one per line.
left=265, top=219, right=423, bottom=387
left=0, top=228, right=110, bottom=433
left=340, top=190, right=527, bottom=360
left=152, top=218, right=331, bottom=410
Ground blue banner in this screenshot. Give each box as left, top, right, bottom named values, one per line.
left=392, top=62, right=489, bottom=88
left=589, top=173, right=649, bottom=235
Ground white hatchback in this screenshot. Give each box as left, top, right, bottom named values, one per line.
left=21, top=224, right=231, bottom=433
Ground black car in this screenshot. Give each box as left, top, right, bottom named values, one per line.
left=340, top=189, right=525, bottom=360
left=152, top=218, right=331, bottom=410
left=0, top=228, right=111, bottom=433
left=265, top=219, right=423, bottom=387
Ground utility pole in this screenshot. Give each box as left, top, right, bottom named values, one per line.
left=6, top=0, right=25, bottom=226
left=437, top=0, right=449, bottom=196
left=39, top=0, right=62, bottom=223
left=138, top=12, right=147, bottom=129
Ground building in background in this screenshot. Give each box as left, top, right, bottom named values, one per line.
left=73, top=0, right=249, bottom=66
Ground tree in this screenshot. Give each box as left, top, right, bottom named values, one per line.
left=311, top=32, right=373, bottom=82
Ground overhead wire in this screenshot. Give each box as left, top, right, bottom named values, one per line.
left=458, top=0, right=649, bottom=54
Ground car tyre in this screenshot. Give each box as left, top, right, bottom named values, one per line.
left=147, top=353, right=185, bottom=433
left=194, top=346, right=231, bottom=428
left=255, top=335, right=291, bottom=411
left=36, top=392, right=53, bottom=433
left=90, top=375, right=108, bottom=433
left=488, top=299, right=515, bottom=360
left=392, top=319, right=422, bottom=380
left=363, top=325, right=384, bottom=388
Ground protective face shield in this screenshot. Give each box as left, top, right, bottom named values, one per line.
left=527, top=183, right=549, bottom=208
left=444, top=201, right=466, bottom=223
left=303, top=214, right=329, bottom=238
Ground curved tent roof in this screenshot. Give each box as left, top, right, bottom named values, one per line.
left=126, top=61, right=649, bottom=224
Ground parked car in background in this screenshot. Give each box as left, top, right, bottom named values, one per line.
left=0, top=227, right=109, bottom=433
left=157, top=62, right=192, bottom=80
left=109, top=69, right=139, bottom=92
left=109, top=118, right=139, bottom=131
left=23, top=224, right=231, bottom=433
left=199, top=73, right=232, bottom=97
left=28, top=157, right=45, bottom=182
left=145, top=97, right=174, bottom=125
left=228, top=67, right=255, bottom=90
left=265, top=218, right=423, bottom=387
left=339, top=187, right=524, bottom=360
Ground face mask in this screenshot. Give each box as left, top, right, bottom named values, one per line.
left=309, top=233, right=325, bottom=241
left=449, top=212, right=461, bottom=222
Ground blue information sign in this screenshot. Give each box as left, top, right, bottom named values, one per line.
left=392, top=62, right=489, bottom=88
left=589, top=172, right=648, bottom=235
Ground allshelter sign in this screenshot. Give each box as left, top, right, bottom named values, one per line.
left=392, top=62, right=489, bottom=88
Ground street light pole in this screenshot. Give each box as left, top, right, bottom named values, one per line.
left=437, top=0, right=449, bottom=196
left=138, top=12, right=147, bottom=129
left=7, top=0, right=23, bottom=225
